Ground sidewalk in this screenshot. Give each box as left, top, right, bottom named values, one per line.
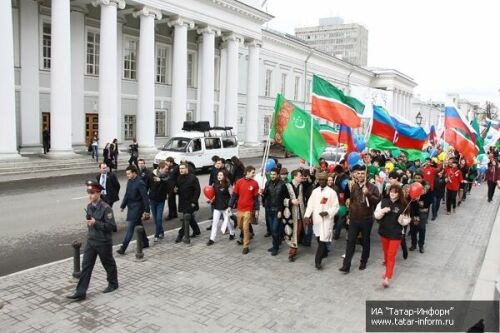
left=0, top=185, right=498, bottom=332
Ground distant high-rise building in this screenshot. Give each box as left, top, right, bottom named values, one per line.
left=295, top=17, right=368, bottom=66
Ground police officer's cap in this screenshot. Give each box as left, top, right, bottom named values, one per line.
left=86, top=180, right=104, bottom=193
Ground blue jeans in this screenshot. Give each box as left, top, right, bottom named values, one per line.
left=431, top=193, right=442, bottom=219
left=92, top=145, right=98, bottom=160
left=265, top=208, right=281, bottom=251
left=122, top=219, right=149, bottom=251
left=150, top=200, right=165, bottom=238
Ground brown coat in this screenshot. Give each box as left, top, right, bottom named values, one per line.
left=348, top=181, right=380, bottom=220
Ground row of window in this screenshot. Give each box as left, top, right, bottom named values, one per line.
left=264, top=70, right=311, bottom=101
left=41, top=22, right=217, bottom=87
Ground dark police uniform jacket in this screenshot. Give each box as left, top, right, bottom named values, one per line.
left=120, top=176, right=150, bottom=222
left=86, top=200, right=117, bottom=245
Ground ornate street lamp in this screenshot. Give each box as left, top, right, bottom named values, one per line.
left=415, top=112, right=423, bottom=125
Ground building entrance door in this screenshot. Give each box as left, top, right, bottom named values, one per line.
left=85, top=113, right=98, bottom=144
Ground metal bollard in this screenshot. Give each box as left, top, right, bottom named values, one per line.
left=72, top=241, right=82, bottom=279
left=135, top=226, right=145, bottom=260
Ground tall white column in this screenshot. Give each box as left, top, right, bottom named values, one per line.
left=20, top=0, right=41, bottom=154
left=48, top=0, right=74, bottom=157
left=134, top=7, right=162, bottom=153
left=197, top=25, right=220, bottom=124
left=223, top=33, right=240, bottom=132
left=168, top=16, right=194, bottom=136
left=117, top=16, right=125, bottom=141
left=195, top=35, right=203, bottom=121
left=71, top=5, right=87, bottom=149
left=218, top=44, right=227, bottom=127
left=245, top=39, right=261, bottom=145
left=93, top=0, right=125, bottom=148
left=0, top=0, right=21, bottom=158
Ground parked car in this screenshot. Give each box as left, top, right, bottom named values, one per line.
left=320, top=147, right=346, bottom=165
left=153, top=122, right=238, bottom=170
left=264, top=141, right=295, bottom=158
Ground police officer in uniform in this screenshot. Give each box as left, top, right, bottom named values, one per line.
left=66, top=181, right=118, bottom=301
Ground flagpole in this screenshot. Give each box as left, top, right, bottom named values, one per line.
left=304, top=52, right=312, bottom=166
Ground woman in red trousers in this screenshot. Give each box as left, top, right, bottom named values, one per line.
left=374, top=184, right=411, bottom=288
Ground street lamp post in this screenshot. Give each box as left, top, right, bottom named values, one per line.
left=415, top=112, right=423, bottom=126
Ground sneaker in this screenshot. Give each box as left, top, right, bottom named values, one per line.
left=237, top=240, right=243, bottom=245
left=229, top=235, right=235, bottom=241
left=159, top=234, right=165, bottom=239
left=175, top=237, right=182, bottom=243
left=359, top=262, right=367, bottom=270
left=242, top=248, right=249, bottom=255
left=267, top=247, right=274, bottom=252
left=207, top=240, right=214, bottom=246
left=271, top=249, right=278, bottom=256
left=116, top=247, right=125, bottom=255
left=154, top=237, right=160, bottom=243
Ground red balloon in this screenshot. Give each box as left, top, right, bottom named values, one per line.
left=203, top=185, right=215, bottom=200
left=328, top=163, right=336, bottom=174
left=409, top=182, right=424, bottom=200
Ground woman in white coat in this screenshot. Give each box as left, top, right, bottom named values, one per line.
left=303, top=172, right=339, bottom=270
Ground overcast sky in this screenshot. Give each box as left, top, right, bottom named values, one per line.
left=263, top=0, right=500, bottom=106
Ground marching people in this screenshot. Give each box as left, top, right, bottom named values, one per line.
left=282, top=169, right=306, bottom=262
left=96, top=163, right=120, bottom=208
left=67, top=181, right=118, bottom=301
left=128, top=138, right=139, bottom=168
left=207, top=157, right=225, bottom=231
left=409, top=171, right=432, bottom=253
left=431, top=168, right=446, bottom=220
left=374, top=184, right=410, bottom=288
left=174, top=162, right=201, bottom=244
left=103, top=143, right=114, bottom=170
left=138, top=159, right=151, bottom=188
left=303, top=172, right=339, bottom=270
left=165, top=156, right=179, bottom=220
left=458, top=158, right=470, bottom=205
left=445, top=158, right=463, bottom=214
left=42, top=126, right=50, bottom=154
left=340, top=164, right=381, bottom=273
left=112, top=138, right=119, bottom=172
left=148, top=161, right=169, bottom=242
left=228, top=166, right=260, bottom=255
left=262, top=168, right=286, bottom=256
left=117, top=165, right=150, bottom=255
left=207, top=170, right=235, bottom=245
left=486, top=157, right=500, bottom=202
left=332, top=165, right=350, bottom=240
left=91, top=132, right=99, bottom=162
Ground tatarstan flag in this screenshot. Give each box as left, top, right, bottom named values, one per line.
left=319, top=124, right=340, bottom=145
left=470, top=117, right=485, bottom=154
left=311, top=75, right=364, bottom=128
left=271, top=94, right=326, bottom=166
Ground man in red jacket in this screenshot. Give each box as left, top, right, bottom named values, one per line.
left=228, top=166, right=260, bottom=254
left=444, top=158, right=462, bottom=215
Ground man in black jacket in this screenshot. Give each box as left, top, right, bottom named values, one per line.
left=117, top=166, right=150, bottom=255
left=165, top=156, right=179, bottom=220
left=138, top=159, right=151, bottom=190
left=175, top=163, right=201, bottom=244
left=262, top=168, right=286, bottom=256
left=96, top=163, right=121, bottom=207
left=148, top=161, right=169, bottom=242
left=410, top=171, right=432, bottom=253
left=66, top=181, right=118, bottom=301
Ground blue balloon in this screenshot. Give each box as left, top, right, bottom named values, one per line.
left=430, top=148, right=437, bottom=157
left=487, top=134, right=493, bottom=140
left=356, top=141, right=366, bottom=152
left=265, top=159, right=276, bottom=172
left=348, top=152, right=361, bottom=167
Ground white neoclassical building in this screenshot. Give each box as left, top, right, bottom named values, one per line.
left=1, top=0, right=417, bottom=159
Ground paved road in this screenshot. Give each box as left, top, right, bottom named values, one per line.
left=0, top=157, right=301, bottom=276
left=0, top=183, right=497, bottom=332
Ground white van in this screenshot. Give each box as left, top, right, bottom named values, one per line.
left=153, top=123, right=239, bottom=170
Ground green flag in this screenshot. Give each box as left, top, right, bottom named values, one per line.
left=471, top=117, right=485, bottom=154
left=271, top=94, right=326, bottom=166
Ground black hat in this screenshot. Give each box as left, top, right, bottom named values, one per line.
left=86, top=180, right=104, bottom=193
left=351, top=164, right=366, bottom=171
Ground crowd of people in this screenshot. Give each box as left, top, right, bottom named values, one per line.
left=67, top=145, right=500, bottom=301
